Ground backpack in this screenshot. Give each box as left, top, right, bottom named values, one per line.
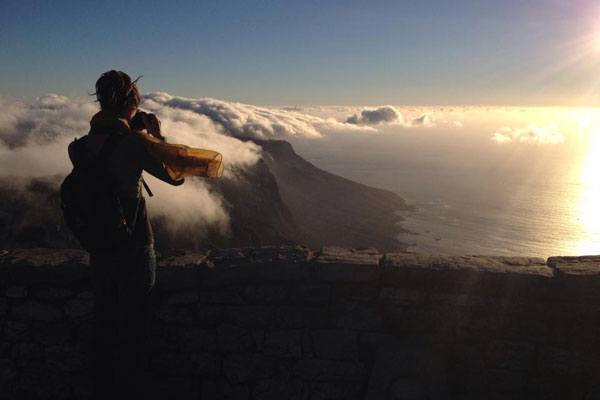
left=60, top=135, right=140, bottom=254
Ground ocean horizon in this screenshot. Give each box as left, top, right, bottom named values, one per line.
left=290, top=106, right=600, bottom=259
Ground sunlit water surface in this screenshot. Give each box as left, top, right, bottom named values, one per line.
left=290, top=107, right=600, bottom=258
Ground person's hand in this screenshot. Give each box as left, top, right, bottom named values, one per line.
left=141, top=113, right=164, bottom=140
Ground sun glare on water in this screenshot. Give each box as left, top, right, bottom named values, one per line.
left=574, top=128, right=600, bottom=255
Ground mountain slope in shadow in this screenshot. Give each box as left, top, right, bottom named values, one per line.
left=255, top=139, right=413, bottom=251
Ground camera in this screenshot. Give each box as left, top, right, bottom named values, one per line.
left=130, top=110, right=149, bottom=130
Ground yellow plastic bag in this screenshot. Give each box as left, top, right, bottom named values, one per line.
left=132, top=130, right=224, bottom=180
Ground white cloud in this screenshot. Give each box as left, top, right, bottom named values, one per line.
left=345, top=106, right=403, bottom=126
left=411, top=113, right=435, bottom=127
left=490, top=123, right=564, bottom=144
left=344, top=105, right=436, bottom=127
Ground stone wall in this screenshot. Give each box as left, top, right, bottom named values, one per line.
left=1, top=246, right=599, bottom=399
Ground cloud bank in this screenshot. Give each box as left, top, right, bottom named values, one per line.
left=491, top=123, right=564, bottom=144
left=142, top=92, right=371, bottom=140
left=0, top=94, right=265, bottom=239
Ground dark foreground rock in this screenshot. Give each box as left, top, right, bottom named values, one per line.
left=1, top=247, right=599, bottom=399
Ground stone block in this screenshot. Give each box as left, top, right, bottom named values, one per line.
left=0, top=358, right=17, bottom=384
left=252, top=379, right=307, bottom=400
left=159, top=250, right=210, bottom=268
left=331, top=282, right=378, bottom=302
left=364, top=340, right=448, bottom=400
left=244, top=285, right=288, bottom=304
left=167, top=291, right=199, bottom=305
left=274, top=307, right=329, bottom=329
left=379, top=288, right=423, bottom=305
left=18, top=367, right=70, bottom=399
left=146, top=376, right=200, bottom=400
left=33, top=287, right=74, bottom=300
left=12, top=343, right=43, bottom=360
left=217, top=324, right=255, bottom=353
left=46, top=344, right=87, bottom=372
left=312, top=330, right=359, bottom=361
left=155, top=305, right=195, bottom=325
left=316, top=247, right=380, bottom=282
left=263, top=330, right=303, bottom=358
left=0, top=342, right=10, bottom=357
left=201, top=246, right=312, bottom=287
left=482, top=369, right=529, bottom=394
left=156, top=265, right=199, bottom=291
left=485, top=340, right=535, bottom=372
left=358, top=332, right=399, bottom=363
left=252, top=328, right=265, bottom=349
left=12, top=301, right=62, bottom=322
left=195, top=304, right=225, bottom=327
left=222, top=305, right=273, bottom=327
left=5, top=285, right=27, bottom=298
left=76, top=290, right=94, bottom=299
left=150, top=325, right=217, bottom=353
left=199, top=289, right=245, bottom=305
left=4, top=248, right=88, bottom=267
left=0, top=358, right=19, bottom=400
left=201, top=379, right=250, bottom=400
left=4, top=320, right=29, bottom=341
left=74, top=321, right=93, bottom=345
left=2, top=249, right=90, bottom=286
left=309, top=382, right=362, bottom=400
left=429, top=292, right=483, bottom=307
left=548, top=256, right=600, bottom=302
left=388, top=378, right=429, bottom=400
left=223, top=354, right=274, bottom=383
left=538, top=349, right=594, bottom=377
left=382, top=253, right=553, bottom=299
left=64, top=298, right=93, bottom=319
left=289, top=284, right=331, bottom=305
left=184, top=328, right=219, bottom=353
left=151, top=350, right=221, bottom=378
left=31, top=323, right=71, bottom=345
left=331, top=303, right=382, bottom=330
left=294, top=359, right=365, bottom=381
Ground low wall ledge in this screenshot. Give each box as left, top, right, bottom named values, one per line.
left=1, top=247, right=600, bottom=282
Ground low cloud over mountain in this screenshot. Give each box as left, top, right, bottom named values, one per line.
left=142, top=92, right=369, bottom=140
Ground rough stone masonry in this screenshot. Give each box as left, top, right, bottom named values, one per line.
left=0, top=246, right=599, bottom=399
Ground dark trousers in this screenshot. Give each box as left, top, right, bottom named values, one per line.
left=90, top=244, right=156, bottom=400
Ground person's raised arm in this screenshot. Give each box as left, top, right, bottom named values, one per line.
left=137, top=138, right=184, bottom=186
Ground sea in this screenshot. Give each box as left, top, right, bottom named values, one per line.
left=289, top=106, right=600, bottom=258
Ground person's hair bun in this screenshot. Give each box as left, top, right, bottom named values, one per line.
left=92, top=70, right=141, bottom=115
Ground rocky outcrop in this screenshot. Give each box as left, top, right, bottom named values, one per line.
left=1, top=247, right=599, bottom=399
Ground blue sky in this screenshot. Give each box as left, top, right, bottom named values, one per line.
left=1, top=0, right=600, bottom=105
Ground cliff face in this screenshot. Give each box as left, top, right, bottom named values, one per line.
left=257, top=140, right=413, bottom=251
left=1, top=247, right=599, bottom=400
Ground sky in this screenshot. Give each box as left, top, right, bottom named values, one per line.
left=2, top=0, right=600, bottom=105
